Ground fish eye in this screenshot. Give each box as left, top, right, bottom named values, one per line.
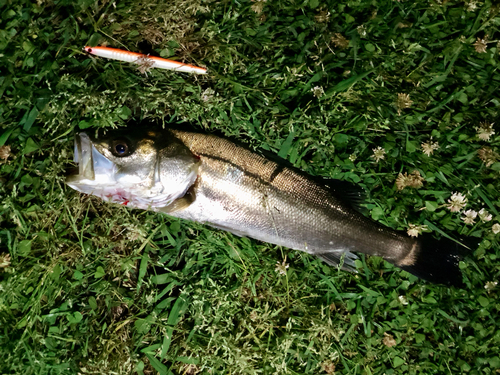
left=111, top=139, right=130, bottom=157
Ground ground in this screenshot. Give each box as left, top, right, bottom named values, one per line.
left=1, top=0, right=500, bottom=374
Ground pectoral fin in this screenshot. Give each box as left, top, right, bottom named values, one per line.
left=158, top=188, right=196, bottom=214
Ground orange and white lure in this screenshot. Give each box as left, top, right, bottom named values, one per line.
left=84, top=46, right=207, bottom=75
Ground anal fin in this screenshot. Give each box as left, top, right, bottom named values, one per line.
left=315, top=250, right=358, bottom=272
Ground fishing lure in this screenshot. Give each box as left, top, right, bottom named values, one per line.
left=84, top=46, right=207, bottom=75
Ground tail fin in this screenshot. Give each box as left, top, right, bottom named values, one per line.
left=398, top=234, right=468, bottom=287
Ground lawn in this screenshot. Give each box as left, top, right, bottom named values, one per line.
left=1, top=0, right=500, bottom=374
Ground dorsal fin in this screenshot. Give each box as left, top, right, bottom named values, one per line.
left=324, top=178, right=369, bottom=215
left=258, top=147, right=369, bottom=215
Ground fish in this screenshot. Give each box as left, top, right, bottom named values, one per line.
left=66, top=126, right=466, bottom=286
left=84, top=46, right=207, bottom=75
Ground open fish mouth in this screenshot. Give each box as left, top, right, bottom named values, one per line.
left=65, top=130, right=201, bottom=210
left=66, top=133, right=116, bottom=192
left=67, top=133, right=94, bottom=181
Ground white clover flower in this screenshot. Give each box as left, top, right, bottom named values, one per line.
left=478, top=147, right=498, bottom=167
left=485, top=281, right=498, bottom=291
left=383, top=332, right=397, bottom=347
left=251, top=0, right=266, bottom=14
left=0, top=253, right=10, bottom=268
left=0, top=145, right=10, bottom=162
left=201, top=88, right=215, bottom=102
left=466, top=0, right=480, bottom=12
left=492, top=223, right=500, bottom=234
left=372, top=146, right=386, bottom=162
left=311, top=86, right=324, bottom=98
left=475, top=122, right=495, bottom=141
left=275, top=260, right=289, bottom=276
left=447, top=192, right=467, bottom=212
left=461, top=209, right=477, bottom=225
left=407, top=223, right=427, bottom=238
left=398, top=295, right=408, bottom=305
left=331, top=33, right=350, bottom=49
left=421, top=141, right=439, bottom=156
left=396, top=170, right=424, bottom=191
left=473, top=37, right=488, bottom=53
left=357, top=25, right=367, bottom=38
left=396, top=93, right=413, bottom=114
left=478, top=208, right=492, bottom=222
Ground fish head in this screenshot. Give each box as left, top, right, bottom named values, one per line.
left=66, top=129, right=200, bottom=210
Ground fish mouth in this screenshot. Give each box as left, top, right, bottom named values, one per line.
left=66, top=133, right=116, bottom=188
left=66, top=133, right=94, bottom=182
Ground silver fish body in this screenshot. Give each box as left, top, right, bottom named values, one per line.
left=66, top=127, right=465, bottom=285
left=168, top=130, right=415, bottom=267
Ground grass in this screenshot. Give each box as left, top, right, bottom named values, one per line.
left=1, top=0, right=500, bottom=373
